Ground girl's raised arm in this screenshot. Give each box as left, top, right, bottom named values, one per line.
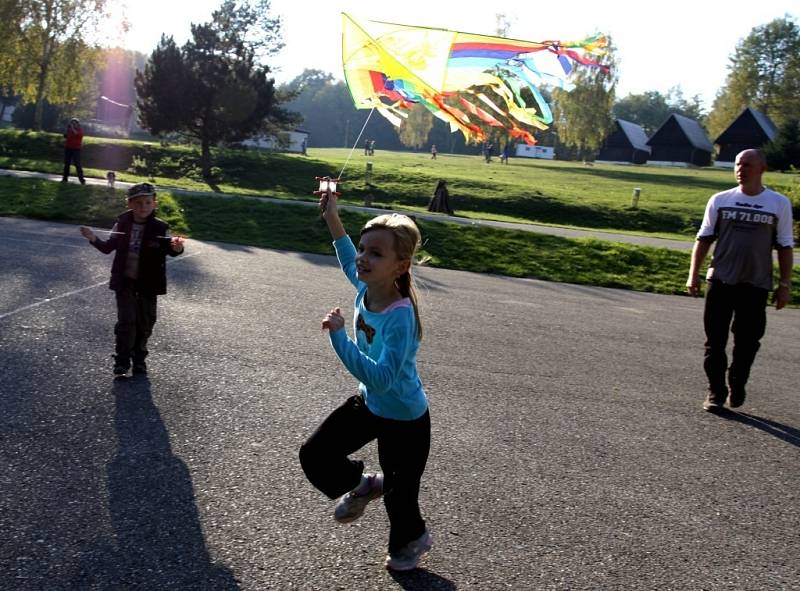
left=320, top=188, right=346, bottom=240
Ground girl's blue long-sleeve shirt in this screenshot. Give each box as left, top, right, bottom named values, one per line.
left=329, top=236, right=428, bottom=421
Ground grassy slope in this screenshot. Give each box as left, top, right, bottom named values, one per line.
left=2, top=175, right=798, bottom=303
left=0, top=129, right=797, bottom=300
left=2, top=129, right=796, bottom=239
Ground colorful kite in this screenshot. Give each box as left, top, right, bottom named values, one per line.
left=341, top=13, right=609, bottom=144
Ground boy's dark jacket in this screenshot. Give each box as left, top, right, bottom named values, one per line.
left=91, top=210, right=181, bottom=294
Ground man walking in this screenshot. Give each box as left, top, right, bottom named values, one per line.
left=687, top=149, right=794, bottom=412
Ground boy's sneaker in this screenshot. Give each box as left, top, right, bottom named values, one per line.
left=728, top=385, right=746, bottom=408
left=702, top=392, right=726, bottom=412
left=113, top=364, right=128, bottom=377
left=132, top=362, right=147, bottom=376
left=334, top=473, right=383, bottom=524
left=385, top=529, right=433, bottom=571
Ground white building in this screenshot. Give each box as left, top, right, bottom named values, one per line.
left=243, top=129, right=309, bottom=153
left=1, top=103, right=16, bottom=123
left=515, top=144, right=554, bottom=159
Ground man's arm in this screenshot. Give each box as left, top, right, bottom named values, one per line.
left=687, top=239, right=713, bottom=296
left=774, top=247, right=793, bottom=310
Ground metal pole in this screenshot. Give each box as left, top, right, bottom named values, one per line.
left=631, top=187, right=641, bottom=209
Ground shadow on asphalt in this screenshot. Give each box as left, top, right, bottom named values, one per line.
left=389, top=567, right=457, bottom=590
left=100, top=377, right=240, bottom=589
left=718, top=409, right=800, bottom=448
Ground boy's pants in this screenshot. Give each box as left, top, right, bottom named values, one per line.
left=703, top=279, right=768, bottom=397
left=114, top=283, right=157, bottom=368
left=62, top=148, right=84, bottom=182
left=299, top=395, right=430, bottom=553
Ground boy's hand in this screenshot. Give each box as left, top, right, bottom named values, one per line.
left=171, top=236, right=185, bottom=253
left=79, top=226, right=96, bottom=242
left=322, top=307, right=344, bottom=332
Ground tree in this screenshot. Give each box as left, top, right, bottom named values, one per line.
left=764, top=118, right=800, bottom=171
left=280, top=70, right=404, bottom=151
left=135, top=36, right=190, bottom=135
left=6, top=0, right=108, bottom=130
left=707, top=16, right=800, bottom=139
left=613, top=91, right=670, bottom=136
left=553, top=38, right=618, bottom=160
left=398, top=105, right=433, bottom=150
left=614, top=86, right=705, bottom=135
left=665, top=86, right=705, bottom=122
left=135, top=0, right=296, bottom=178
left=0, top=2, right=25, bottom=91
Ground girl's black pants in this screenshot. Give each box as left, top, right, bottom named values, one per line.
left=299, top=395, right=430, bottom=553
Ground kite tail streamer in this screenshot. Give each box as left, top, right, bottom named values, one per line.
left=338, top=106, right=376, bottom=180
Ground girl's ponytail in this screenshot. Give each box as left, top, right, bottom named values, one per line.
left=395, top=269, right=423, bottom=340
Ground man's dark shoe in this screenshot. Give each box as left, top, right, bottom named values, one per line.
left=132, top=362, right=147, bottom=376
left=114, top=364, right=128, bottom=377
left=728, top=385, right=746, bottom=408
left=703, top=392, right=726, bottom=413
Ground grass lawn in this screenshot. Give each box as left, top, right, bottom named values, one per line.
left=2, top=129, right=797, bottom=240
left=1, top=175, right=798, bottom=304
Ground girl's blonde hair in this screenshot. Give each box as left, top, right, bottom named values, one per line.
left=361, top=213, right=424, bottom=340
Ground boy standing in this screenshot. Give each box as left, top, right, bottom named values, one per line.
left=80, top=183, right=185, bottom=377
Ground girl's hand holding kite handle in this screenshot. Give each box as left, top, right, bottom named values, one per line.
left=318, top=185, right=346, bottom=240
left=319, top=187, right=339, bottom=218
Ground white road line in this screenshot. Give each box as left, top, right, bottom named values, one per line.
left=1, top=236, right=85, bottom=248
left=0, top=250, right=203, bottom=321
left=0, top=278, right=108, bottom=320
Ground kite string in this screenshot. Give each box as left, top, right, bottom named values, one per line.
left=338, top=107, right=376, bottom=179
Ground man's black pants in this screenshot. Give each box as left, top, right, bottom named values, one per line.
left=114, top=283, right=157, bottom=369
left=62, top=148, right=84, bottom=181
left=703, top=279, right=768, bottom=397
left=299, top=395, right=430, bottom=553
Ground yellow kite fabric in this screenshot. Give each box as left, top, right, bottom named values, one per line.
left=341, top=13, right=608, bottom=144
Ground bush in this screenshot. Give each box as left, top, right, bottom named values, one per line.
left=765, top=119, right=800, bottom=171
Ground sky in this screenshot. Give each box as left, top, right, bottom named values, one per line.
left=106, top=0, right=797, bottom=110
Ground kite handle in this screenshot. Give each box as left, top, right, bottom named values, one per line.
left=313, top=176, right=341, bottom=196
left=314, top=176, right=342, bottom=214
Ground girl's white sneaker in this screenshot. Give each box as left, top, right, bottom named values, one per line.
left=333, top=473, right=383, bottom=523
left=385, top=529, right=432, bottom=571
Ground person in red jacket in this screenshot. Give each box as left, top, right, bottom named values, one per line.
left=62, top=117, right=86, bottom=184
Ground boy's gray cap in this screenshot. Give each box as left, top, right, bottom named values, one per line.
left=127, top=182, right=156, bottom=199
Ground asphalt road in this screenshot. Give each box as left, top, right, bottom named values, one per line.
left=1, top=217, right=798, bottom=590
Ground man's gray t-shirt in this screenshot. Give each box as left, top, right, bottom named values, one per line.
left=696, top=187, right=794, bottom=290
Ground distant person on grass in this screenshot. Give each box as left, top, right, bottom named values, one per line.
left=687, top=149, right=794, bottom=413
left=79, top=183, right=185, bottom=377
left=299, top=187, right=432, bottom=572
left=62, top=118, right=86, bottom=184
